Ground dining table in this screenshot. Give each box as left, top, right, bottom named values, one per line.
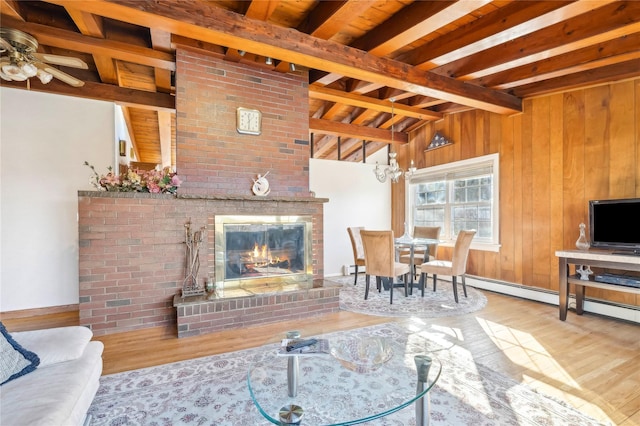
left=394, top=236, right=440, bottom=292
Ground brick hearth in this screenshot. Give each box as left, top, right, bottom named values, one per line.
left=173, top=280, right=340, bottom=338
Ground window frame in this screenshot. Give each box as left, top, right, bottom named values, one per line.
left=405, top=153, right=500, bottom=252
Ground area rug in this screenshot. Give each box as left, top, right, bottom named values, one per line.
left=331, top=275, right=488, bottom=318
left=87, top=323, right=605, bottom=426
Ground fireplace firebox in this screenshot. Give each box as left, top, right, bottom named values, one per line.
left=215, top=215, right=313, bottom=290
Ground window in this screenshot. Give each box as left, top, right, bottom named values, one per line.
left=406, top=153, right=499, bottom=251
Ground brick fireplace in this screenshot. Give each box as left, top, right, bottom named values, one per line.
left=77, top=46, right=338, bottom=336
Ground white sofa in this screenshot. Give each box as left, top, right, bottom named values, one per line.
left=1, top=325, right=104, bottom=426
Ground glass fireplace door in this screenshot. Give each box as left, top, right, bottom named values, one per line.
left=215, top=215, right=312, bottom=288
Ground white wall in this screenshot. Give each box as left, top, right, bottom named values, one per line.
left=310, top=153, right=391, bottom=277
left=1, top=88, right=114, bottom=312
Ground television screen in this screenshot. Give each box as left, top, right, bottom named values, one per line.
left=589, top=198, right=640, bottom=252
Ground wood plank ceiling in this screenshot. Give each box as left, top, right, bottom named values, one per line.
left=1, top=0, right=639, bottom=166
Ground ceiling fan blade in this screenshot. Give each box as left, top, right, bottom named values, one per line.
left=35, top=62, right=85, bottom=87
left=31, top=52, right=88, bottom=69
left=0, top=37, right=15, bottom=53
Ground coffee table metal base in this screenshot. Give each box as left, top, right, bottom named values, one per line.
left=252, top=348, right=439, bottom=425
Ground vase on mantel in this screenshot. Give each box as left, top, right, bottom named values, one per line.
left=575, top=223, right=590, bottom=251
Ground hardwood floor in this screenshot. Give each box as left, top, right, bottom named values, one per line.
left=3, top=290, right=638, bottom=425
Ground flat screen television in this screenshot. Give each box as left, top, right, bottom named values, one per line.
left=589, top=198, right=640, bottom=254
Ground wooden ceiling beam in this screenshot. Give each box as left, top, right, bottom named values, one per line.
left=64, top=7, right=119, bottom=85
left=300, top=1, right=378, bottom=40
left=433, top=1, right=640, bottom=80
left=312, top=103, right=359, bottom=157
left=351, top=1, right=489, bottom=57
left=150, top=29, right=173, bottom=93
left=244, top=0, right=280, bottom=21
left=309, top=69, right=342, bottom=86
left=278, top=2, right=378, bottom=75
left=46, top=0, right=522, bottom=115
left=346, top=79, right=382, bottom=94
left=172, top=35, right=226, bottom=56
left=0, top=0, right=24, bottom=20
left=0, top=78, right=175, bottom=111
left=510, top=58, right=640, bottom=98
left=222, top=0, right=279, bottom=65
left=314, top=106, right=379, bottom=156
left=398, top=1, right=586, bottom=68
left=310, top=1, right=488, bottom=97
left=479, top=33, right=640, bottom=90
left=310, top=118, right=408, bottom=145
left=64, top=6, right=104, bottom=35
left=309, top=85, right=443, bottom=120
left=1, top=16, right=176, bottom=71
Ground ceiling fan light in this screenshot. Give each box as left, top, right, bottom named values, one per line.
left=0, top=70, right=15, bottom=81
left=6, top=72, right=27, bottom=81
left=2, top=62, right=22, bottom=77
left=19, top=61, right=37, bottom=77
left=36, top=68, right=53, bottom=84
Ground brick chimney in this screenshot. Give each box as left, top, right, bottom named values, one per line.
left=175, top=47, right=310, bottom=197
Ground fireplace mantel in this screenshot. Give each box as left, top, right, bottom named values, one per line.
left=178, top=194, right=328, bottom=204
left=78, top=191, right=328, bottom=204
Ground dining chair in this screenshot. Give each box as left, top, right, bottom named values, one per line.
left=347, top=227, right=365, bottom=285
left=360, top=230, right=410, bottom=304
left=418, top=230, right=476, bottom=303
left=399, top=226, right=441, bottom=276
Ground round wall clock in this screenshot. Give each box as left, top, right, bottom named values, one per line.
left=236, top=107, right=262, bottom=135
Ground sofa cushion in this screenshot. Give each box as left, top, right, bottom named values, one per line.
left=0, top=322, right=40, bottom=385
left=12, top=326, right=93, bottom=367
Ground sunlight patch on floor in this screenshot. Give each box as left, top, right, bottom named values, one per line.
left=405, top=318, right=465, bottom=341
left=475, top=317, right=614, bottom=425
left=404, top=318, right=495, bottom=416
left=476, top=317, right=578, bottom=386
left=400, top=316, right=616, bottom=424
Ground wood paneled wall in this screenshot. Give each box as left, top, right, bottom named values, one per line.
left=394, top=78, right=640, bottom=306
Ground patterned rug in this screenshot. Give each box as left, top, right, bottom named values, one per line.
left=331, top=275, right=488, bottom=318
left=87, top=323, right=606, bottom=426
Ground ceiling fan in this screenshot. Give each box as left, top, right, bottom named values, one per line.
left=0, top=27, right=88, bottom=87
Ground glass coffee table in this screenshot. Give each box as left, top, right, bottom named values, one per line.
left=247, top=335, right=441, bottom=425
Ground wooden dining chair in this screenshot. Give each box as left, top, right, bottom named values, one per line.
left=399, top=226, right=441, bottom=276
left=418, top=230, right=476, bottom=303
left=360, top=230, right=410, bottom=304
left=347, top=227, right=365, bottom=285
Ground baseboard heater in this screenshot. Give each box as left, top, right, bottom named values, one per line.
left=342, top=264, right=365, bottom=276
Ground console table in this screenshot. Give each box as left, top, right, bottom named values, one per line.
left=556, top=249, right=640, bottom=321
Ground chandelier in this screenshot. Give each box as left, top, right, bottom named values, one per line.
left=374, top=98, right=416, bottom=183
left=0, top=27, right=87, bottom=87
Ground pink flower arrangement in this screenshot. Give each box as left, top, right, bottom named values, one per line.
left=84, top=161, right=182, bottom=194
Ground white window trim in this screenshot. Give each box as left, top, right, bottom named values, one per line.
left=405, top=153, right=500, bottom=252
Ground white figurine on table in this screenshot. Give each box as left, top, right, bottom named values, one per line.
left=576, top=265, right=593, bottom=281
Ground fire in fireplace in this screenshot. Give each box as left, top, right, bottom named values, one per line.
left=215, top=215, right=313, bottom=289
